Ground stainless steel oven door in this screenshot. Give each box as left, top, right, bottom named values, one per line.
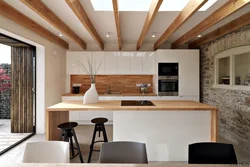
left=158, top=78, right=178, bottom=96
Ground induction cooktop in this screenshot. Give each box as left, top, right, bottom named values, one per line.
left=121, top=100, right=155, bottom=106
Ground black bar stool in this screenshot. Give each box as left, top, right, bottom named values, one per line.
left=88, top=117, right=108, bottom=163
left=57, top=122, right=84, bottom=163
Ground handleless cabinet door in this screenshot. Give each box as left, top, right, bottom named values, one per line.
left=130, top=52, right=143, bottom=74
left=93, top=52, right=105, bottom=74
left=104, top=52, right=118, bottom=74
left=78, top=52, right=92, bottom=75
left=118, top=52, right=130, bottom=74
left=155, top=50, right=179, bottom=63
left=179, top=51, right=199, bottom=96
left=66, top=52, right=81, bottom=75
left=142, top=52, right=155, bottom=74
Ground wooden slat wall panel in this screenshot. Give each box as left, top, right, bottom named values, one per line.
left=70, top=75, right=153, bottom=94
left=11, top=47, right=34, bottom=133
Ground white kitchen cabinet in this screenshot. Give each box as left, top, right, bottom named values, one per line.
left=130, top=52, right=143, bottom=74
left=66, top=52, right=81, bottom=75
left=141, top=96, right=158, bottom=100
left=78, top=52, right=92, bottom=75
left=156, top=50, right=179, bottom=63
left=120, top=96, right=141, bottom=100
left=93, top=52, right=105, bottom=74
left=66, top=51, right=93, bottom=75
left=104, top=52, right=118, bottom=74
left=118, top=52, right=130, bottom=74
left=142, top=52, right=155, bottom=74
left=70, top=111, right=80, bottom=121
left=179, top=51, right=199, bottom=96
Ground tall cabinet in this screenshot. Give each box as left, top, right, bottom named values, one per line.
left=155, top=50, right=200, bottom=101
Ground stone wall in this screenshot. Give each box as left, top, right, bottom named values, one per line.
left=0, top=63, right=11, bottom=119
left=200, top=27, right=250, bottom=153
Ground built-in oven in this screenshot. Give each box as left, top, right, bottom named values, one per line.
left=158, top=63, right=178, bottom=76
left=158, top=76, right=178, bottom=96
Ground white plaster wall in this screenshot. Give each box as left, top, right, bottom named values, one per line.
left=0, top=16, right=66, bottom=134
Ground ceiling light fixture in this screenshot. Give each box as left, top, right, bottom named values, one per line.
left=152, top=32, right=156, bottom=38
left=197, top=34, right=202, bottom=38
left=106, top=32, right=110, bottom=38
left=59, top=33, right=63, bottom=37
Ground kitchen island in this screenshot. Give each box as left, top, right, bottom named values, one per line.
left=46, top=100, right=217, bottom=161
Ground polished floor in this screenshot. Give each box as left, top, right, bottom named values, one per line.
left=0, top=125, right=249, bottom=163
left=0, top=125, right=113, bottom=163
left=0, top=119, right=31, bottom=153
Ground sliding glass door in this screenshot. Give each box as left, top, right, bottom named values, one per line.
left=0, top=33, right=36, bottom=154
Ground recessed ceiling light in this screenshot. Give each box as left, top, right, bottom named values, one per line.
left=59, top=33, right=63, bottom=37
left=152, top=32, right=156, bottom=38
left=197, top=34, right=202, bottom=38
left=106, top=32, right=110, bottom=38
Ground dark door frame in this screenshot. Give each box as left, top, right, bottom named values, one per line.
left=0, top=33, right=36, bottom=155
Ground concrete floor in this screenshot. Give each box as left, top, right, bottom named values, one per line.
left=0, top=119, right=31, bottom=153
left=0, top=125, right=113, bottom=163
left=0, top=125, right=249, bottom=163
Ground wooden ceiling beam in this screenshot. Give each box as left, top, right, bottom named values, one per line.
left=0, top=1, right=69, bottom=49
left=189, top=12, right=250, bottom=48
left=112, top=0, right=121, bottom=50
left=20, top=0, right=86, bottom=50
left=154, top=0, right=208, bottom=50
left=172, top=0, right=250, bottom=49
left=65, top=0, right=104, bottom=50
left=136, top=0, right=163, bottom=50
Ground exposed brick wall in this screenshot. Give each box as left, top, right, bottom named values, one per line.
left=200, top=27, right=250, bottom=153
left=0, top=63, right=11, bottom=119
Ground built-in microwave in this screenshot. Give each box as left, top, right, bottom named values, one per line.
left=158, top=63, right=178, bottom=76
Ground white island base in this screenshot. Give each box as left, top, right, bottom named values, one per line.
left=113, top=110, right=211, bottom=162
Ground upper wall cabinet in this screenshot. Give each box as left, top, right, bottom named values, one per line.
left=104, top=52, right=118, bottom=74
left=66, top=51, right=155, bottom=75
left=118, top=52, right=130, bottom=74
left=130, top=52, right=143, bottom=74
left=142, top=52, right=155, bottom=74
left=79, top=52, right=92, bottom=75
left=93, top=52, right=105, bottom=74
left=66, top=51, right=85, bottom=75
left=156, top=50, right=179, bottom=62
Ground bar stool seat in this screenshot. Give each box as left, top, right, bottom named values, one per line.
left=57, top=122, right=84, bottom=163
left=88, top=117, right=108, bottom=163
left=91, top=118, right=108, bottom=124
left=58, top=122, right=78, bottom=130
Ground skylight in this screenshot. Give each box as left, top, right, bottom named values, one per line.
left=90, top=0, right=218, bottom=11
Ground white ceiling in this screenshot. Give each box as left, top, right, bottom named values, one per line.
left=3, top=0, right=250, bottom=50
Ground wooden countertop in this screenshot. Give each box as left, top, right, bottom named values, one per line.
left=0, top=163, right=233, bottom=167
left=62, top=93, right=157, bottom=96
left=47, top=100, right=217, bottom=111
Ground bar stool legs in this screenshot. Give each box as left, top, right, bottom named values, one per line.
left=58, top=122, right=84, bottom=163
left=88, top=118, right=108, bottom=163
left=72, top=129, right=84, bottom=163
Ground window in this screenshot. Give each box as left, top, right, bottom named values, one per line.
left=218, top=57, right=230, bottom=85
left=234, top=52, right=250, bottom=86
left=214, top=45, right=250, bottom=90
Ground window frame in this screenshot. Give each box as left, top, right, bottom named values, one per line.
left=213, top=45, right=250, bottom=91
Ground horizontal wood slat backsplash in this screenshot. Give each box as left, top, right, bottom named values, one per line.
left=70, top=75, right=153, bottom=94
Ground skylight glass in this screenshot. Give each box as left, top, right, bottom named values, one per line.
left=90, top=0, right=218, bottom=11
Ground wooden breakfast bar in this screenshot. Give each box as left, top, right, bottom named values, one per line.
left=46, top=100, right=218, bottom=161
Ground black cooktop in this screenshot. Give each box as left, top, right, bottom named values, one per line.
left=121, top=100, right=155, bottom=106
